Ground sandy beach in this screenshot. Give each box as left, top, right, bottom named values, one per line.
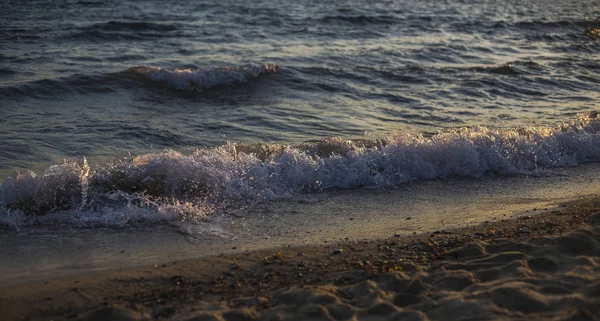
left=3, top=0, right=600, bottom=320
left=1, top=195, right=599, bottom=321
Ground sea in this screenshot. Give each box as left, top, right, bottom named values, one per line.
left=1, top=0, right=600, bottom=231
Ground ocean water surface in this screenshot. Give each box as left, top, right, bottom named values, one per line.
left=1, top=0, right=600, bottom=228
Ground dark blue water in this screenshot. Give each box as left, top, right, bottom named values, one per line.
left=1, top=0, right=600, bottom=226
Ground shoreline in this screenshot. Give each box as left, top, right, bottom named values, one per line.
left=4, top=162, right=600, bottom=288
left=2, top=196, right=599, bottom=320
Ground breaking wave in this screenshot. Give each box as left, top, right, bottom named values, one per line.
left=131, top=64, right=279, bottom=91
left=0, top=64, right=279, bottom=98
left=2, top=114, right=600, bottom=228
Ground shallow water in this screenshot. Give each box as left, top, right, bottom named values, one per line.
left=1, top=0, right=600, bottom=227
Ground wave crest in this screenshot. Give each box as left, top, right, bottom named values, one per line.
left=131, top=64, right=279, bottom=90
left=2, top=114, right=600, bottom=225
left=321, top=15, right=397, bottom=25
left=86, top=21, right=179, bottom=32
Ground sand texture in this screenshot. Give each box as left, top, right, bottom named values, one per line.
left=82, top=219, right=600, bottom=321
left=2, top=199, right=600, bottom=321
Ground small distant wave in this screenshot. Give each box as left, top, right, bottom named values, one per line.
left=320, top=15, right=397, bottom=25
left=2, top=114, right=600, bottom=228
left=481, top=65, right=520, bottom=75
left=469, top=61, right=543, bottom=76
left=76, top=0, right=105, bottom=6
left=84, top=20, right=179, bottom=32
left=131, top=64, right=279, bottom=91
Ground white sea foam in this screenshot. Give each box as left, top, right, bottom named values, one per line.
left=2, top=114, right=600, bottom=227
left=131, top=64, right=278, bottom=90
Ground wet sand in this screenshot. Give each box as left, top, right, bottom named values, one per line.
left=1, top=196, right=599, bottom=321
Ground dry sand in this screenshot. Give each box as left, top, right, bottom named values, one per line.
left=1, top=197, right=600, bottom=321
